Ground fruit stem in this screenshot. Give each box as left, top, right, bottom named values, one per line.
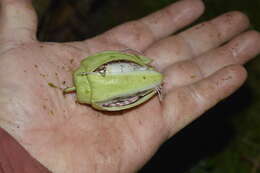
left=63, top=86, right=76, bottom=93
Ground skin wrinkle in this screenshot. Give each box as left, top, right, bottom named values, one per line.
left=163, top=61, right=191, bottom=90
left=176, top=34, right=195, bottom=59
left=0, top=41, right=36, bottom=57
left=227, top=43, right=240, bottom=64
left=192, top=48, right=226, bottom=77
left=0, top=42, right=25, bottom=54
left=86, top=36, right=127, bottom=54
left=140, top=5, right=174, bottom=38
left=168, top=7, right=190, bottom=28
left=187, top=84, right=209, bottom=115
left=12, top=27, right=36, bottom=40
left=1, top=27, right=36, bottom=41
left=190, top=57, right=206, bottom=79
left=235, top=36, right=255, bottom=63
left=136, top=19, right=157, bottom=43
left=108, top=20, right=155, bottom=51
left=0, top=110, right=20, bottom=132
left=3, top=24, right=36, bottom=32
left=1, top=86, right=32, bottom=128
left=46, top=44, right=77, bottom=63
left=98, top=32, right=127, bottom=51
left=180, top=21, right=221, bottom=55
left=62, top=42, right=90, bottom=61
left=164, top=88, right=192, bottom=137
left=84, top=38, right=103, bottom=54
left=146, top=35, right=196, bottom=71
left=185, top=60, right=205, bottom=82
left=125, top=22, right=143, bottom=42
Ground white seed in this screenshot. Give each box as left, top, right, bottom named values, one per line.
left=106, top=62, right=149, bottom=74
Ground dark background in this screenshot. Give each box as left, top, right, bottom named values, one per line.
left=32, top=0, right=260, bottom=172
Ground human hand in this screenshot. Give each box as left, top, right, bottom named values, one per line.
left=0, top=0, right=259, bottom=172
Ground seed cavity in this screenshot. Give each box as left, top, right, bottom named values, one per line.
left=79, top=60, right=150, bottom=76
left=102, top=89, right=154, bottom=107
left=103, top=61, right=148, bottom=74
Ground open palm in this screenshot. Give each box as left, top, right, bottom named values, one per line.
left=0, top=0, right=259, bottom=172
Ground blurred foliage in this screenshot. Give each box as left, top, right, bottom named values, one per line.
left=32, top=0, right=260, bottom=172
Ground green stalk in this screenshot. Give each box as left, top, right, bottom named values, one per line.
left=63, top=86, right=76, bottom=93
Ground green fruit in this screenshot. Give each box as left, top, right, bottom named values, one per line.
left=64, top=51, right=163, bottom=111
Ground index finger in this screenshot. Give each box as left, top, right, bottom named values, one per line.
left=94, top=0, right=205, bottom=51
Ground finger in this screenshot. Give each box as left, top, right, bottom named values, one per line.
left=0, top=0, right=38, bottom=43
left=193, top=31, right=260, bottom=78
left=163, top=65, right=247, bottom=137
left=91, top=0, right=204, bottom=51
left=146, top=11, right=250, bottom=70
left=140, top=0, right=204, bottom=42
left=163, top=30, right=260, bottom=91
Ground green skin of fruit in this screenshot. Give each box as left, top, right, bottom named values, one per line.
left=65, top=51, right=163, bottom=111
